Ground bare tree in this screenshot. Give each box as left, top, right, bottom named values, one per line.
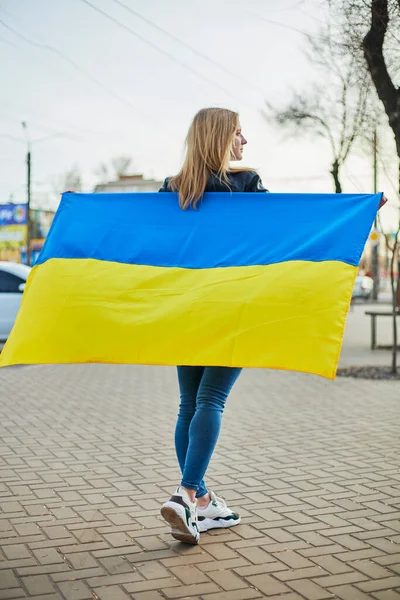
left=266, top=23, right=373, bottom=193
left=111, top=155, right=132, bottom=178
left=332, top=0, right=400, bottom=372
left=93, top=162, right=109, bottom=185
left=362, top=1, right=400, bottom=176
left=63, top=166, right=83, bottom=191
left=52, top=165, right=83, bottom=194
left=94, top=155, right=133, bottom=183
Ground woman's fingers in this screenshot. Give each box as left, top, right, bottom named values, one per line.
left=378, top=194, right=388, bottom=210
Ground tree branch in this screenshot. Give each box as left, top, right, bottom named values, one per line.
left=363, top=0, right=399, bottom=122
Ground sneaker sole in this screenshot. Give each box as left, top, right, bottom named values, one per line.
left=160, top=505, right=199, bottom=545
left=198, top=515, right=241, bottom=532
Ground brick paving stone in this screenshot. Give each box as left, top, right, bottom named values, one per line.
left=376, top=556, right=400, bottom=566
left=65, top=551, right=99, bottom=570
left=316, top=570, right=370, bottom=587
left=0, top=569, right=19, bottom=589
left=32, top=548, right=65, bottom=565
left=328, top=584, right=373, bottom=599
left=0, top=590, right=27, bottom=599
left=97, top=556, right=133, bottom=574
left=276, top=566, right=327, bottom=581
left=198, top=591, right=264, bottom=600
left=262, top=596, right=305, bottom=600
left=235, top=546, right=276, bottom=564
left=202, top=543, right=239, bottom=560
left=1, top=364, right=400, bottom=599
left=161, top=582, right=221, bottom=597
left=16, top=564, right=70, bottom=577
left=389, top=563, right=400, bottom=574
left=245, top=574, right=290, bottom=595
left=357, top=576, right=400, bottom=592
left=131, top=592, right=165, bottom=600
left=208, top=570, right=249, bottom=590
left=21, top=575, right=55, bottom=595
left=14, top=524, right=40, bottom=536
left=85, top=571, right=144, bottom=587
left=198, top=557, right=249, bottom=572
left=2, top=545, right=32, bottom=560
left=92, top=586, right=132, bottom=600
left=350, top=558, right=394, bottom=579
left=234, top=561, right=288, bottom=576
left=311, top=555, right=353, bottom=574
left=56, top=580, right=92, bottom=599
left=287, top=579, right=334, bottom=599
left=123, top=577, right=180, bottom=593
left=24, top=596, right=63, bottom=600
left=169, top=564, right=210, bottom=584
left=274, top=550, right=315, bottom=569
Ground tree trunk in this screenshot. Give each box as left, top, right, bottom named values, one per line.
left=363, top=1, right=400, bottom=159
left=363, top=0, right=400, bottom=373
left=330, top=159, right=342, bottom=193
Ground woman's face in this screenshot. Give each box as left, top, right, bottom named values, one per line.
left=231, top=121, right=247, bottom=161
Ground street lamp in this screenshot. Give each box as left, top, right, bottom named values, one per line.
left=20, top=123, right=66, bottom=266
left=21, top=121, right=32, bottom=266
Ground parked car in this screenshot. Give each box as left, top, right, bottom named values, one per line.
left=352, top=275, right=374, bottom=301
left=0, top=261, right=31, bottom=341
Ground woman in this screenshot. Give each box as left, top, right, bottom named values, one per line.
left=159, top=107, right=268, bottom=544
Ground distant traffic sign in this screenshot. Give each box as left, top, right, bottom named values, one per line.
left=370, top=230, right=379, bottom=246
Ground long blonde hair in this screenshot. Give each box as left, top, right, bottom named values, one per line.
left=169, top=107, right=250, bottom=210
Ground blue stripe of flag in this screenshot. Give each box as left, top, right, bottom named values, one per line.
left=36, top=191, right=381, bottom=269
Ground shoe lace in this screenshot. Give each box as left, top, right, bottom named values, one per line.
left=213, top=493, right=227, bottom=508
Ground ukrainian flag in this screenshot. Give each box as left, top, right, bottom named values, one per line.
left=0, top=191, right=381, bottom=378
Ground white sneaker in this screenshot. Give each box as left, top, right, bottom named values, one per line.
left=161, top=486, right=200, bottom=544
left=197, top=490, right=241, bottom=532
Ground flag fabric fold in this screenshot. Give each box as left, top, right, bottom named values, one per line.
left=0, top=191, right=381, bottom=378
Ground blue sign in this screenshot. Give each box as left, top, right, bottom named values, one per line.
left=0, top=203, right=28, bottom=226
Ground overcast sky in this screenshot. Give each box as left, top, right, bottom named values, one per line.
left=0, top=0, right=398, bottom=228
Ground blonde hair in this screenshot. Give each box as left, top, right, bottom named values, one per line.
left=169, top=107, right=251, bottom=210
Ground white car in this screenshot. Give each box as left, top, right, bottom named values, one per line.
left=352, top=275, right=374, bottom=301
left=0, top=261, right=31, bottom=341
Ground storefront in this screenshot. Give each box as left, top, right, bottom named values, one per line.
left=0, top=204, right=55, bottom=264
left=0, top=203, right=28, bottom=262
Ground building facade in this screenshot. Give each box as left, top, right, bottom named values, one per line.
left=94, top=174, right=163, bottom=193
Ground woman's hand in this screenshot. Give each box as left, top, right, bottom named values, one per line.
left=378, top=194, right=388, bottom=210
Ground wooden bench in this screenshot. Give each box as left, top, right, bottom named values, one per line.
left=365, top=310, right=400, bottom=349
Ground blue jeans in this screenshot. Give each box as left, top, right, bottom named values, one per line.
left=175, top=366, right=242, bottom=498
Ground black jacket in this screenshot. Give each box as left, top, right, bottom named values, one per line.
left=159, top=170, right=268, bottom=193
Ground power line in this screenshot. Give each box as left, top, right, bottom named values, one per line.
left=245, top=9, right=324, bottom=39
left=0, top=98, right=125, bottom=141
left=78, top=0, right=248, bottom=105
left=250, top=0, right=307, bottom=13
left=111, top=0, right=266, bottom=97
left=0, top=23, right=176, bottom=177
left=0, top=133, right=25, bottom=144
left=0, top=32, right=24, bottom=50
left=0, top=108, right=103, bottom=141
left=0, top=19, right=155, bottom=121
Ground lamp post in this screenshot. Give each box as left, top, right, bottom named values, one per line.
left=21, top=122, right=32, bottom=265
left=20, top=123, right=66, bottom=265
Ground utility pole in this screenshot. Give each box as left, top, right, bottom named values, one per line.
left=22, top=121, right=33, bottom=266
left=371, top=128, right=379, bottom=300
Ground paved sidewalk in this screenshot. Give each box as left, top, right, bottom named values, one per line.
left=1, top=363, right=400, bottom=600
